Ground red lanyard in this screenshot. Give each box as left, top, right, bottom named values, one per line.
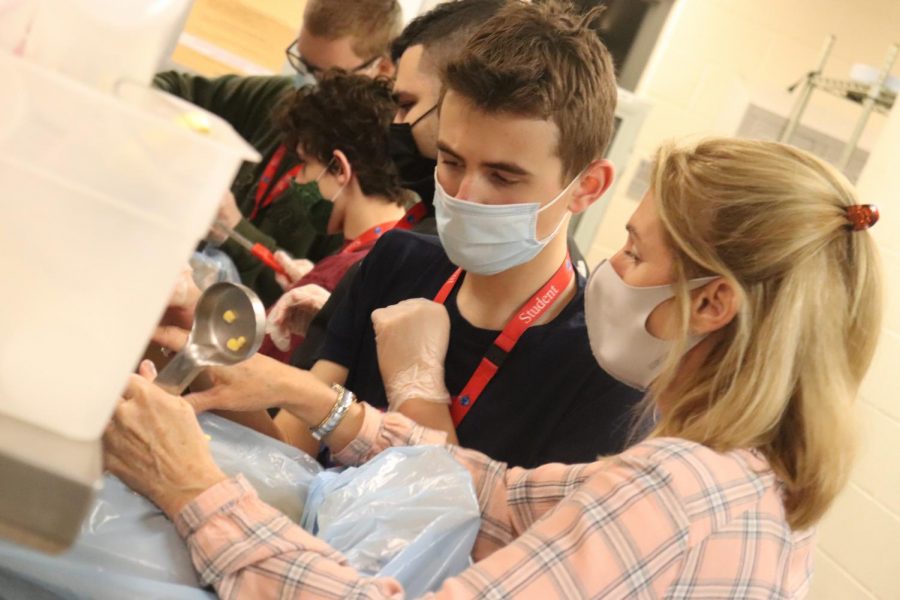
left=341, top=203, right=428, bottom=254
left=250, top=145, right=303, bottom=221
left=433, top=253, right=574, bottom=427
left=340, top=221, right=398, bottom=254
left=398, top=202, right=428, bottom=230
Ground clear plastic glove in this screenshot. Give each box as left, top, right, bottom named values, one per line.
left=206, top=191, right=243, bottom=243
left=160, top=264, right=202, bottom=331
left=371, top=299, right=451, bottom=411
left=266, top=283, right=332, bottom=351
left=274, top=250, right=315, bottom=291
left=169, top=265, right=200, bottom=307
left=189, top=247, right=240, bottom=289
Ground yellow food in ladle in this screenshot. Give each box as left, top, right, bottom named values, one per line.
left=226, top=336, right=247, bottom=352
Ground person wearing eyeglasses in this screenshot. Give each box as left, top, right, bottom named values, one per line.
left=154, top=0, right=402, bottom=307
left=285, top=40, right=385, bottom=84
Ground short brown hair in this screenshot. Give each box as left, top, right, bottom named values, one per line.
left=442, top=0, right=617, bottom=181
left=304, top=0, right=403, bottom=60
left=275, top=72, right=407, bottom=206
left=391, top=0, right=507, bottom=69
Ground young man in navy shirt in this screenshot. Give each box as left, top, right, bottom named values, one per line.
left=268, top=0, right=643, bottom=468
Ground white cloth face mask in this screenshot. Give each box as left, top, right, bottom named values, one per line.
left=433, top=172, right=577, bottom=275
left=585, top=259, right=717, bottom=391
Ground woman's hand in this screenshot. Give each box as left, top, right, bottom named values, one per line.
left=103, top=361, right=228, bottom=519
left=152, top=323, right=325, bottom=416
left=151, top=325, right=364, bottom=448
left=187, top=354, right=307, bottom=414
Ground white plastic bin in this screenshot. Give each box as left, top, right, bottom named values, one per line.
left=0, top=52, right=260, bottom=441
left=22, top=0, right=193, bottom=92
left=0, top=0, right=36, bottom=54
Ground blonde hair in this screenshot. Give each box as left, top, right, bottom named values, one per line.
left=647, top=138, right=882, bottom=530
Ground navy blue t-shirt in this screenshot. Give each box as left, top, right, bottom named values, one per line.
left=321, top=230, right=642, bottom=468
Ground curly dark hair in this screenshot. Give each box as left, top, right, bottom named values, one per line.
left=274, top=72, right=407, bottom=206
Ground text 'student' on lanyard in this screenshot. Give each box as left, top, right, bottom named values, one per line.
left=250, top=144, right=303, bottom=221
left=340, top=202, right=429, bottom=255
left=433, top=253, right=574, bottom=427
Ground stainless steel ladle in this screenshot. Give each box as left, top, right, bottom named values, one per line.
left=154, top=281, right=266, bottom=394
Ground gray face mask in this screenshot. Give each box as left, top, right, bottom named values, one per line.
left=433, top=173, right=575, bottom=275
left=585, top=260, right=717, bottom=391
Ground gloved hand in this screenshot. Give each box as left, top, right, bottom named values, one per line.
left=169, top=264, right=201, bottom=308
left=371, top=299, right=451, bottom=411
left=274, top=250, right=315, bottom=291
left=161, top=264, right=202, bottom=330
left=266, top=283, right=332, bottom=351
left=207, top=191, right=243, bottom=243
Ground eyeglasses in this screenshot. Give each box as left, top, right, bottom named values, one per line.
left=285, top=38, right=381, bottom=80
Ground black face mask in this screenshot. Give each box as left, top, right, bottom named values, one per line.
left=388, top=105, right=438, bottom=206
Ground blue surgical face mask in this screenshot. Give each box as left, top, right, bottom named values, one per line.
left=433, top=172, right=578, bottom=275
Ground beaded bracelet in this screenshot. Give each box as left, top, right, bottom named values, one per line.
left=310, top=383, right=356, bottom=441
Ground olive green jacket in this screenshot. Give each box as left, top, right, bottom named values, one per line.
left=154, top=72, right=342, bottom=306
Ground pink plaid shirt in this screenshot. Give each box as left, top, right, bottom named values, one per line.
left=175, top=403, right=815, bottom=599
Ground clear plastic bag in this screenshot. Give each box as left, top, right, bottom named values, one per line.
left=302, top=446, right=481, bottom=598
left=189, top=246, right=241, bottom=290
left=201, top=413, right=322, bottom=523
left=0, top=418, right=480, bottom=599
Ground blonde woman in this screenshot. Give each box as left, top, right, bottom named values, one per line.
left=104, top=138, right=882, bottom=598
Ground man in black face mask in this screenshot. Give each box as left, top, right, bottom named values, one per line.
left=385, top=0, right=516, bottom=234
left=292, top=0, right=509, bottom=368
left=387, top=101, right=438, bottom=218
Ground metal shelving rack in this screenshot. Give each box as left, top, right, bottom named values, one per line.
left=780, top=35, right=898, bottom=170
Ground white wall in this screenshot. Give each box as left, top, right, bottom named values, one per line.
left=808, top=89, right=900, bottom=600
left=592, top=1, right=900, bottom=597
left=399, top=0, right=425, bottom=24
left=589, top=0, right=900, bottom=264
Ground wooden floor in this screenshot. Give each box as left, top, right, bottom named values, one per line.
left=171, top=0, right=307, bottom=76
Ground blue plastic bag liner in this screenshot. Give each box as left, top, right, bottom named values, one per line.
left=0, top=557, right=214, bottom=600
left=302, top=446, right=480, bottom=597
left=199, top=413, right=322, bottom=523
left=189, top=246, right=240, bottom=289
left=0, top=414, right=320, bottom=599
left=0, top=420, right=479, bottom=599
